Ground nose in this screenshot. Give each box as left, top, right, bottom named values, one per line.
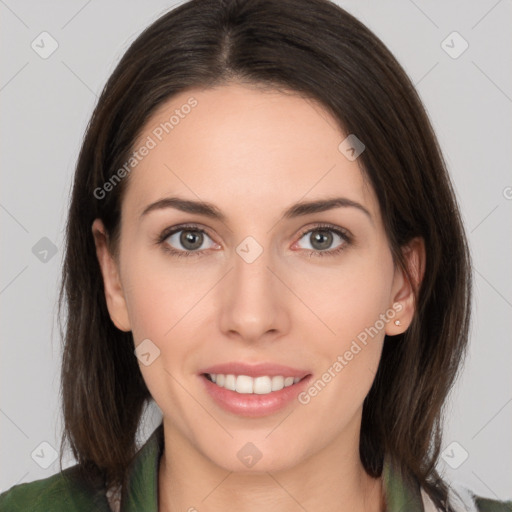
left=218, top=242, right=290, bottom=344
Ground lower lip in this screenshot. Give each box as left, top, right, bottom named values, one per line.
left=200, top=374, right=312, bottom=417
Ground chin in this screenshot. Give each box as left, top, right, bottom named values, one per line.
left=197, top=435, right=308, bottom=474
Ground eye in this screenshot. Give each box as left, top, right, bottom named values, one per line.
left=294, top=224, right=351, bottom=256
left=156, top=223, right=352, bottom=259
left=157, top=224, right=218, bottom=257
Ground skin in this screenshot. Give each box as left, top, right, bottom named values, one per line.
left=92, top=82, right=425, bottom=512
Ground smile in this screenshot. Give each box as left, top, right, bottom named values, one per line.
left=204, top=373, right=303, bottom=394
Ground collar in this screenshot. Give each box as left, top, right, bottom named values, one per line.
left=119, top=422, right=427, bottom=511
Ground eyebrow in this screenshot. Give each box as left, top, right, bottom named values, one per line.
left=139, top=196, right=372, bottom=223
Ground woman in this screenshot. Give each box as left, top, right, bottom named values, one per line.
left=0, top=0, right=509, bottom=511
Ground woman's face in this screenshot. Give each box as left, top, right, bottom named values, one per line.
left=93, top=82, right=415, bottom=473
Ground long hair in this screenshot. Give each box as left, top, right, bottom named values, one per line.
left=57, top=1, right=471, bottom=509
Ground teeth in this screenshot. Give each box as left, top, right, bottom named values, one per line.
left=225, top=374, right=236, bottom=391
left=206, top=374, right=303, bottom=394
left=271, top=376, right=284, bottom=391
left=237, top=375, right=254, bottom=393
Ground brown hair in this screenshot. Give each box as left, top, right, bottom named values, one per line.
left=58, top=0, right=471, bottom=509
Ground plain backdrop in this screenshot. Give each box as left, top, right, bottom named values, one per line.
left=1, top=0, right=511, bottom=501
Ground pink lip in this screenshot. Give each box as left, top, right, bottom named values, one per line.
left=198, top=362, right=311, bottom=379
left=197, top=362, right=312, bottom=417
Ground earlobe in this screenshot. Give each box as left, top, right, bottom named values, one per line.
left=91, top=218, right=131, bottom=332
left=386, top=237, right=426, bottom=336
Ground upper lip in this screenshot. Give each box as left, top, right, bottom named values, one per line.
left=199, top=362, right=311, bottom=379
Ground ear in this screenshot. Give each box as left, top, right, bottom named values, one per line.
left=385, top=237, right=426, bottom=336
left=91, top=218, right=131, bottom=332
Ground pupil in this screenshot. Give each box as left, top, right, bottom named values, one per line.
left=311, top=230, right=332, bottom=250
left=178, top=230, right=333, bottom=252
left=180, top=231, right=203, bottom=250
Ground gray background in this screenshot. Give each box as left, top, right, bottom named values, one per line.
left=1, top=0, right=511, bottom=501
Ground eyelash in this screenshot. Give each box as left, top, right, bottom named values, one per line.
left=155, top=222, right=352, bottom=259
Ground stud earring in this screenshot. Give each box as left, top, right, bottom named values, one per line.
left=394, top=319, right=401, bottom=326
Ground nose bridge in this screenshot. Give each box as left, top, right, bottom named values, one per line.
left=218, top=234, right=286, bottom=340
left=232, top=236, right=274, bottom=307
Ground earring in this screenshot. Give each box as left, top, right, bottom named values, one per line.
left=394, top=319, right=401, bottom=326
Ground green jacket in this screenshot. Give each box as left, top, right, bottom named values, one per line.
left=1, top=423, right=510, bottom=511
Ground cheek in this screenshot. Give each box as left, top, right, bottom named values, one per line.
left=121, top=245, right=207, bottom=340
left=294, top=247, right=394, bottom=402
left=121, top=257, right=205, bottom=421
left=295, top=246, right=395, bottom=343
left=120, top=251, right=213, bottom=396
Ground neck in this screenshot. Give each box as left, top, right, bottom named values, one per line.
left=157, top=417, right=385, bottom=512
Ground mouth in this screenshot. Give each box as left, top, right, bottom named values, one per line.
left=198, top=363, right=313, bottom=417
left=202, top=373, right=307, bottom=394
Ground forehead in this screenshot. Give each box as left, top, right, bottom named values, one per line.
left=123, top=82, right=377, bottom=222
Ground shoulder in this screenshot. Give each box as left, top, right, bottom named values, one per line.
left=446, top=480, right=512, bottom=512
left=473, top=495, right=512, bottom=512
left=0, top=465, right=111, bottom=512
